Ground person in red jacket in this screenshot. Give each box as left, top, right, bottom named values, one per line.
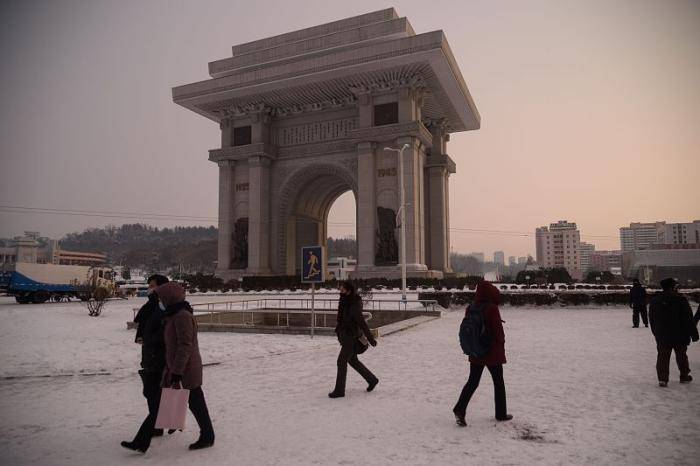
left=453, top=280, right=512, bottom=426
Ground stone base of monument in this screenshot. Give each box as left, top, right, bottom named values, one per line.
left=350, top=265, right=444, bottom=280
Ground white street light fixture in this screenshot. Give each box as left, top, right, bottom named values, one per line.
left=383, top=143, right=410, bottom=303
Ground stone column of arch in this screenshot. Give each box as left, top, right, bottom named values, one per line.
left=216, top=160, right=234, bottom=274
left=356, top=141, right=377, bottom=273
left=425, top=119, right=454, bottom=272
left=247, top=155, right=272, bottom=275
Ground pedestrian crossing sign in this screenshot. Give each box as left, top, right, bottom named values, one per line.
left=301, top=246, right=325, bottom=283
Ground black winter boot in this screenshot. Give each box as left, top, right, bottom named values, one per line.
left=367, top=378, right=379, bottom=392
left=328, top=391, right=345, bottom=398
left=120, top=441, right=147, bottom=453
left=453, top=408, right=467, bottom=427
left=189, top=436, right=215, bottom=450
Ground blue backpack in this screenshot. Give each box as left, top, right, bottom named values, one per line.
left=459, top=303, right=492, bottom=358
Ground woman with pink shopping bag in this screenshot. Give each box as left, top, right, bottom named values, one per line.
left=157, top=282, right=215, bottom=450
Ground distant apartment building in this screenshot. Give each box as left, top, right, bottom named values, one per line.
left=664, top=221, right=700, bottom=246
left=620, top=222, right=665, bottom=251
left=493, top=251, right=505, bottom=265
left=590, top=250, right=623, bottom=273
left=535, top=220, right=582, bottom=280
left=579, top=242, right=595, bottom=274
left=620, top=220, right=700, bottom=251
left=517, top=256, right=527, bottom=265
left=508, top=256, right=516, bottom=266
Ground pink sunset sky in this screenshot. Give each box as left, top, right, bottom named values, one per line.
left=0, top=0, right=698, bottom=258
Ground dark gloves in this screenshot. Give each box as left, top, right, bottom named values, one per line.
left=170, top=374, right=183, bottom=388
left=368, top=336, right=377, bottom=347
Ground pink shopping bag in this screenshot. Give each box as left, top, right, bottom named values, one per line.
left=155, top=388, right=190, bottom=430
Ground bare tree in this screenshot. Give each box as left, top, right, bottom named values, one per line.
left=82, top=285, right=110, bottom=317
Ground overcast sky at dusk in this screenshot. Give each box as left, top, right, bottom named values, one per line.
left=1, top=0, right=698, bottom=258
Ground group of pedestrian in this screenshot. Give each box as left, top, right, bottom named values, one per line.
left=121, top=273, right=698, bottom=455
left=121, top=277, right=215, bottom=454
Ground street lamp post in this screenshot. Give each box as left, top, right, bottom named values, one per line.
left=384, top=144, right=410, bottom=302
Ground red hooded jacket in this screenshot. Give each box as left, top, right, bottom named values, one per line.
left=466, top=281, right=506, bottom=366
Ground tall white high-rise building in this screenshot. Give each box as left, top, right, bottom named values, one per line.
left=535, top=220, right=582, bottom=280
left=620, top=222, right=666, bottom=251
left=620, top=220, right=700, bottom=251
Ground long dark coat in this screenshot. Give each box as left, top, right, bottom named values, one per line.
left=133, top=293, right=166, bottom=373
left=156, top=283, right=204, bottom=390
left=467, top=281, right=506, bottom=366
left=649, top=291, right=699, bottom=346
left=335, top=294, right=372, bottom=344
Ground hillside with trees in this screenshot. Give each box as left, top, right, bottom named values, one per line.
left=60, top=225, right=359, bottom=273
left=60, top=224, right=218, bottom=272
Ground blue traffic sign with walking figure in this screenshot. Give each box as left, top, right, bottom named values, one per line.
left=301, top=246, right=325, bottom=283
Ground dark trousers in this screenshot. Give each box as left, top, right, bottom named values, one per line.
left=454, top=364, right=507, bottom=419
left=132, top=377, right=214, bottom=449
left=188, top=386, right=215, bottom=440
left=633, top=305, right=648, bottom=327
left=132, top=370, right=162, bottom=449
left=656, top=344, right=690, bottom=382
left=334, top=338, right=377, bottom=394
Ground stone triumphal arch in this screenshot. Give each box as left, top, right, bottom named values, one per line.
left=173, top=8, right=480, bottom=279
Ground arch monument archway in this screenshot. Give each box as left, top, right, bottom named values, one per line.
left=172, top=8, right=480, bottom=279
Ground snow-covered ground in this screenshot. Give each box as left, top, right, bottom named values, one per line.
left=0, top=296, right=698, bottom=465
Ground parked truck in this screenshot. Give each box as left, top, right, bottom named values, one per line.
left=0, top=263, right=115, bottom=304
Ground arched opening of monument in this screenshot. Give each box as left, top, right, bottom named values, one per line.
left=280, top=167, right=357, bottom=276
left=326, top=190, right=357, bottom=260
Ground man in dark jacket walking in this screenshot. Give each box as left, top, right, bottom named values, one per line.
left=121, top=274, right=169, bottom=453
left=649, top=278, right=699, bottom=387
left=629, top=279, right=648, bottom=328
left=328, top=281, right=378, bottom=398
left=158, top=282, right=215, bottom=450
left=453, top=281, right=512, bottom=427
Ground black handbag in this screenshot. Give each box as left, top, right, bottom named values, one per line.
left=355, top=333, right=369, bottom=354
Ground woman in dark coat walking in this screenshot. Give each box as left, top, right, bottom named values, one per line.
left=157, top=282, right=215, bottom=450
left=453, top=281, right=512, bottom=426
left=328, top=281, right=378, bottom=398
